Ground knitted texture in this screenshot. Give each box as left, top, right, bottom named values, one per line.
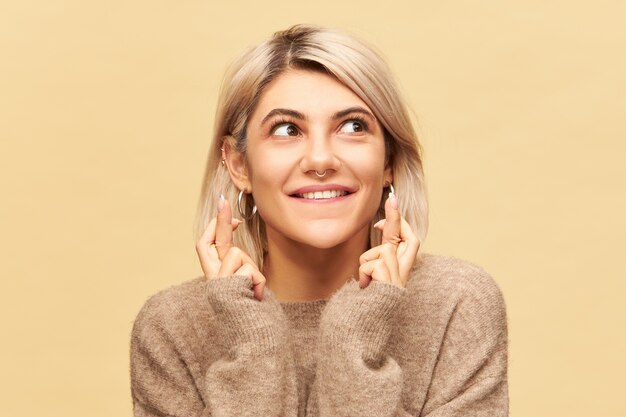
left=130, top=254, right=509, bottom=416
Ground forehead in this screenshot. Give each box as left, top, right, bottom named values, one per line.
left=250, top=69, right=371, bottom=120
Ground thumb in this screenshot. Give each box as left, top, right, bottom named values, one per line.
left=381, top=193, right=401, bottom=246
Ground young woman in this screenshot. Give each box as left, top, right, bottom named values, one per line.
left=130, top=25, right=509, bottom=416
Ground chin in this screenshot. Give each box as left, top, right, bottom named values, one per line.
left=296, top=235, right=350, bottom=250
left=288, top=220, right=368, bottom=250
left=262, top=211, right=374, bottom=250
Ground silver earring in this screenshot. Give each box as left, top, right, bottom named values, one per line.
left=315, top=170, right=327, bottom=178
left=237, top=189, right=257, bottom=220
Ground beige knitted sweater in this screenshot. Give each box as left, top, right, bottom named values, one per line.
left=130, top=253, right=509, bottom=416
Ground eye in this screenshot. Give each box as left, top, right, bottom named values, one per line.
left=271, top=123, right=300, bottom=137
left=339, top=120, right=366, bottom=134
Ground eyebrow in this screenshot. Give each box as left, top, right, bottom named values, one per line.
left=261, top=109, right=306, bottom=126
left=331, top=106, right=376, bottom=122
left=260, top=106, right=376, bottom=126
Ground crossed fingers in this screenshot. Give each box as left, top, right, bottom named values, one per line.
left=195, top=196, right=266, bottom=301
left=358, top=193, right=420, bottom=289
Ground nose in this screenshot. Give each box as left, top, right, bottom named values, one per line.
left=299, top=130, right=341, bottom=176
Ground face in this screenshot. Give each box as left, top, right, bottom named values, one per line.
left=228, top=69, right=392, bottom=249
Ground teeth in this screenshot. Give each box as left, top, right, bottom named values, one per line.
left=298, top=190, right=348, bottom=199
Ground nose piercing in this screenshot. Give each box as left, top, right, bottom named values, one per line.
left=315, top=170, right=327, bottom=178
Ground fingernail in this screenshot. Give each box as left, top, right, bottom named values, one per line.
left=373, top=219, right=385, bottom=229
left=233, top=218, right=243, bottom=224
left=218, top=194, right=225, bottom=212
left=389, top=192, right=398, bottom=209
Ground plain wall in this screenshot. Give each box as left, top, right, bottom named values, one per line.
left=1, top=1, right=624, bottom=416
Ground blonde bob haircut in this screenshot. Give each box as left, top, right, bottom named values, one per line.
left=194, top=24, right=428, bottom=268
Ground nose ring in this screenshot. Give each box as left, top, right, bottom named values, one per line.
left=315, top=170, right=327, bottom=178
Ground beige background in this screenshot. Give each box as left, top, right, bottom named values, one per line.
left=1, top=0, right=624, bottom=416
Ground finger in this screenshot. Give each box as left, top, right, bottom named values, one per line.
left=234, top=263, right=267, bottom=301
left=218, top=246, right=253, bottom=276
left=397, top=217, right=421, bottom=280
left=196, top=216, right=242, bottom=279
left=359, top=259, right=391, bottom=288
left=252, top=273, right=266, bottom=302
left=234, top=263, right=265, bottom=301
left=199, top=215, right=241, bottom=248
left=359, top=245, right=380, bottom=265
left=382, top=195, right=402, bottom=246
left=215, top=195, right=234, bottom=259
left=217, top=245, right=266, bottom=301
left=359, top=273, right=372, bottom=289
left=359, top=243, right=397, bottom=264
left=196, top=218, right=219, bottom=278
left=379, top=243, right=401, bottom=287
left=198, top=217, right=217, bottom=248
left=360, top=244, right=401, bottom=285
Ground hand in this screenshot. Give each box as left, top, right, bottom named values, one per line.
left=358, top=194, right=421, bottom=289
left=195, top=196, right=267, bottom=301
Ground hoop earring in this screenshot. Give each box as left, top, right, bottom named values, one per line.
left=237, top=189, right=257, bottom=220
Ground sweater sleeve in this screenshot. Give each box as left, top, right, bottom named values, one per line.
left=306, top=279, right=409, bottom=416
left=306, top=273, right=509, bottom=417
left=420, top=272, right=509, bottom=417
left=130, top=275, right=298, bottom=417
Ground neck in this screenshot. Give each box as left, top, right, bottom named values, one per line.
left=263, top=227, right=369, bottom=302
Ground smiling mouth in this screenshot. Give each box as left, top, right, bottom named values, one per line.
left=291, top=190, right=353, bottom=200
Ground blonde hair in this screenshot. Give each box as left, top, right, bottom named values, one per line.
left=194, top=24, right=428, bottom=267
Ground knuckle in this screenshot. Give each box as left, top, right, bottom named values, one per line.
left=220, top=247, right=235, bottom=262
left=222, top=246, right=237, bottom=257
left=229, top=246, right=242, bottom=257
left=376, top=260, right=389, bottom=273
left=382, top=243, right=396, bottom=255
left=213, top=240, right=232, bottom=251
left=407, top=238, right=419, bottom=250
left=254, top=276, right=266, bottom=285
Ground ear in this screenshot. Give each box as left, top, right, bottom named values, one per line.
left=383, top=164, right=393, bottom=187
left=222, top=137, right=252, bottom=192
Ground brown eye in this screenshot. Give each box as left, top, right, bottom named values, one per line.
left=272, top=123, right=299, bottom=137
left=339, top=120, right=365, bottom=134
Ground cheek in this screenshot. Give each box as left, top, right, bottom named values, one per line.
left=246, top=153, right=291, bottom=204
left=341, top=145, right=387, bottom=180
